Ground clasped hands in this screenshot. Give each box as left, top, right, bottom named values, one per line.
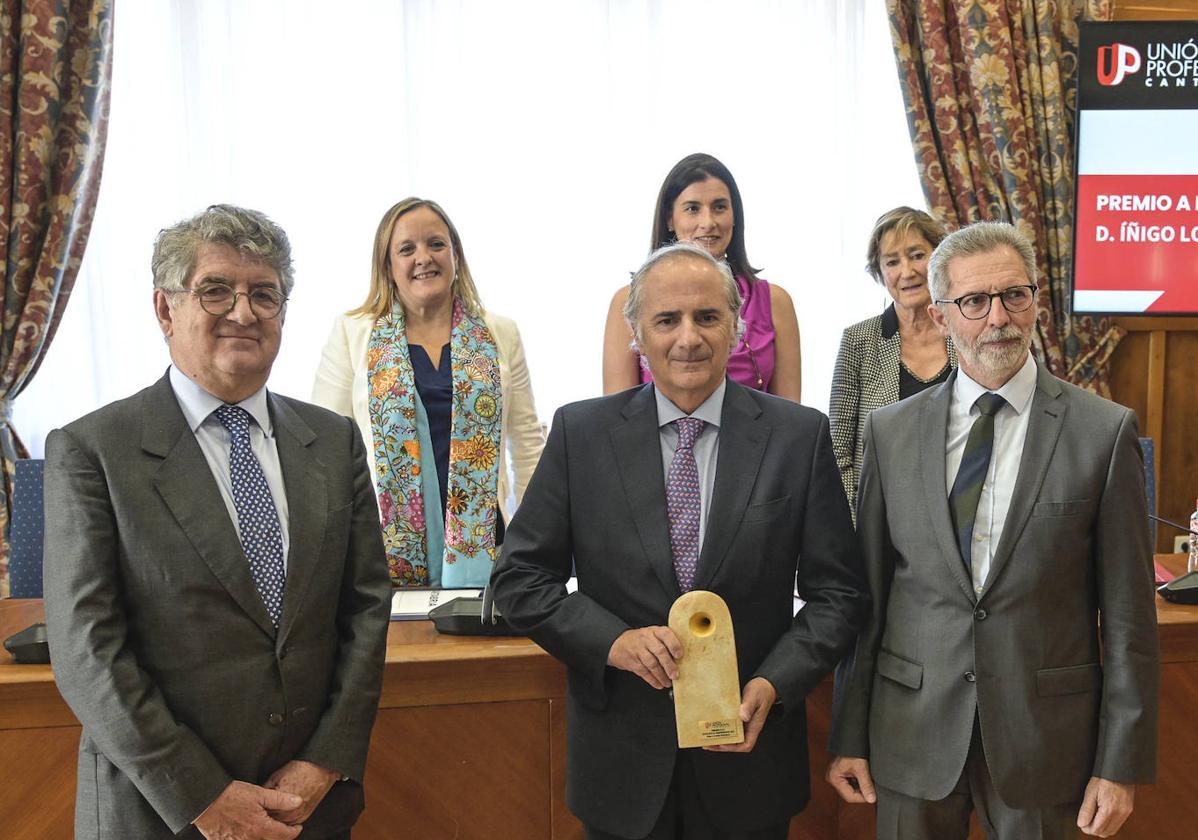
left=607, top=625, right=776, bottom=753
left=825, top=757, right=1134, bottom=838
left=193, top=759, right=339, bottom=840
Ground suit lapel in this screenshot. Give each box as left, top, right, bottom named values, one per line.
left=920, top=374, right=978, bottom=602
left=878, top=306, right=903, bottom=406
left=610, top=385, right=679, bottom=599
left=145, top=375, right=277, bottom=638
left=693, top=382, right=767, bottom=591
left=270, top=395, right=326, bottom=642
left=983, top=364, right=1065, bottom=591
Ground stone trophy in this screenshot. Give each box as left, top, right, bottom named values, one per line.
left=667, top=590, right=743, bottom=748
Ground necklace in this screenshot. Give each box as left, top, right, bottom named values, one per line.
left=900, top=358, right=951, bottom=384
left=741, top=337, right=764, bottom=389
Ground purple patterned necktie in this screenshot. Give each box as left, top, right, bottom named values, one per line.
left=667, top=417, right=706, bottom=592
left=215, top=405, right=285, bottom=626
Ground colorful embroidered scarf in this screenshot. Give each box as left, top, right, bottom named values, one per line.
left=367, top=298, right=502, bottom=586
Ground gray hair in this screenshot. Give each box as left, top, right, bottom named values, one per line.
left=623, top=241, right=744, bottom=345
left=152, top=204, right=295, bottom=297
left=928, top=221, right=1038, bottom=302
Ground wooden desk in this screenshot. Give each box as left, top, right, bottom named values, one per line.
left=3, top=558, right=1197, bottom=839
left=0, top=603, right=579, bottom=840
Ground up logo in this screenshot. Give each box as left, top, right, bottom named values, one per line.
left=1097, top=42, right=1142, bottom=86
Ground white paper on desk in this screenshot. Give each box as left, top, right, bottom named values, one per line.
left=390, top=588, right=483, bottom=620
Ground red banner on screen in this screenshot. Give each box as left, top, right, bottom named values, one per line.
left=1075, top=173, right=1198, bottom=312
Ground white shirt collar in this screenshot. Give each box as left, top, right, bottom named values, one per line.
left=654, top=379, right=727, bottom=430
left=953, top=352, right=1037, bottom=416
left=169, top=365, right=274, bottom=436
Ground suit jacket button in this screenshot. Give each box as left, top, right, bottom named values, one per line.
left=974, top=609, right=987, bottom=621
left=268, top=712, right=285, bottom=726
left=963, top=671, right=976, bottom=683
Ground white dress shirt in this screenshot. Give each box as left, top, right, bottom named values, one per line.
left=944, top=353, right=1037, bottom=594
left=656, top=380, right=725, bottom=551
left=169, top=365, right=291, bottom=569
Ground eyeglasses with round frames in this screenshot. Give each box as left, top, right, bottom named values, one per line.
left=179, top=284, right=288, bottom=319
left=935, top=284, right=1036, bottom=320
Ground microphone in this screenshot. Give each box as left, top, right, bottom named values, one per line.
left=1148, top=512, right=1198, bottom=537
left=1146, top=514, right=1198, bottom=605
left=428, top=583, right=521, bottom=636
left=3, top=623, right=50, bottom=664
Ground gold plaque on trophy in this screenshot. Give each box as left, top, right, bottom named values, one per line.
left=668, top=590, right=744, bottom=748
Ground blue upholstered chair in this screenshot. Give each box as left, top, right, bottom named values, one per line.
left=1139, top=437, right=1156, bottom=545
left=8, top=459, right=45, bottom=598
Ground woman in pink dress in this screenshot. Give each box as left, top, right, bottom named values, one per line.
left=601, top=153, right=802, bottom=400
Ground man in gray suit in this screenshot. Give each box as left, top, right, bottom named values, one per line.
left=43, top=205, right=392, bottom=840
left=827, top=222, right=1159, bottom=839
left=490, top=242, right=867, bottom=839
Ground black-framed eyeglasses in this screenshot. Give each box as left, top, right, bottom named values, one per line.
left=179, top=283, right=288, bottom=319
left=935, top=284, right=1036, bottom=320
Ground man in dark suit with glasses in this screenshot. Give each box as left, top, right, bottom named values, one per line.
left=44, top=205, right=391, bottom=840
left=828, top=222, right=1158, bottom=840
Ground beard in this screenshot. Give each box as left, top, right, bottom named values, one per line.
left=954, top=323, right=1031, bottom=381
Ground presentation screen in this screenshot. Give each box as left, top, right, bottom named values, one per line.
left=1074, top=21, right=1198, bottom=315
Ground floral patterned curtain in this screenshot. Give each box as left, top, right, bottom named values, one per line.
left=0, top=1, right=113, bottom=596
left=888, top=0, right=1119, bottom=395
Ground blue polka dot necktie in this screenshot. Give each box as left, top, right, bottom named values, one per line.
left=667, top=417, right=706, bottom=593
left=948, top=392, right=1007, bottom=573
left=215, top=405, right=285, bottom=626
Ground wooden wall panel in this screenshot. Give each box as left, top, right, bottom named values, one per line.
left=0, top=728, right=77, bottom=839
left=1111, top=323, right=1198, bottom=553
left=549, top=699, right=583, bottom=839
left=1108, top=331, right=1150, bottom=424
left=1110, top=329, right=1164, bottom=552
left=1116, top=662, right=1198, bottom=837
left=1161, top=332, right=1198, bottom=543
left=358, top=700, right=552, bottom=840
left=791, top=681, right=840, bottom=839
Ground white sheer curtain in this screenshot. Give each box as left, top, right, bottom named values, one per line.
left=15, top=0, right=921, bottom=455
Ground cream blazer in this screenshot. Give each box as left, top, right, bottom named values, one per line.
left=312, top=310, right=545, bottom=521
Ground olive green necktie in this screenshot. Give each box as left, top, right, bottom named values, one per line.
left=948, top=392, right=1007, bottom=571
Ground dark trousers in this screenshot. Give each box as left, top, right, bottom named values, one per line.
left=584, top=751, right=790, bottom=840
left=875, top=719, right=1079, bottom=840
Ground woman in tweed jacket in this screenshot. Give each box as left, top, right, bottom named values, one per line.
left=830, top=207, right=955, bottom=514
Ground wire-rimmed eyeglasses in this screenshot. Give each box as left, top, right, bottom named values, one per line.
left=178, top=283, right=288, bottom=319
left=934, top=284, right=1036, bottom=320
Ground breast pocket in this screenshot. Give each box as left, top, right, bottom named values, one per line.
left=1032, top=499, right=1091, bottom=518
left=742, top=495, right=791, bottom=524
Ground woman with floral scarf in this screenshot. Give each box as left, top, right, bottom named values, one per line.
left=314, top=198, right=544, bottom=587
